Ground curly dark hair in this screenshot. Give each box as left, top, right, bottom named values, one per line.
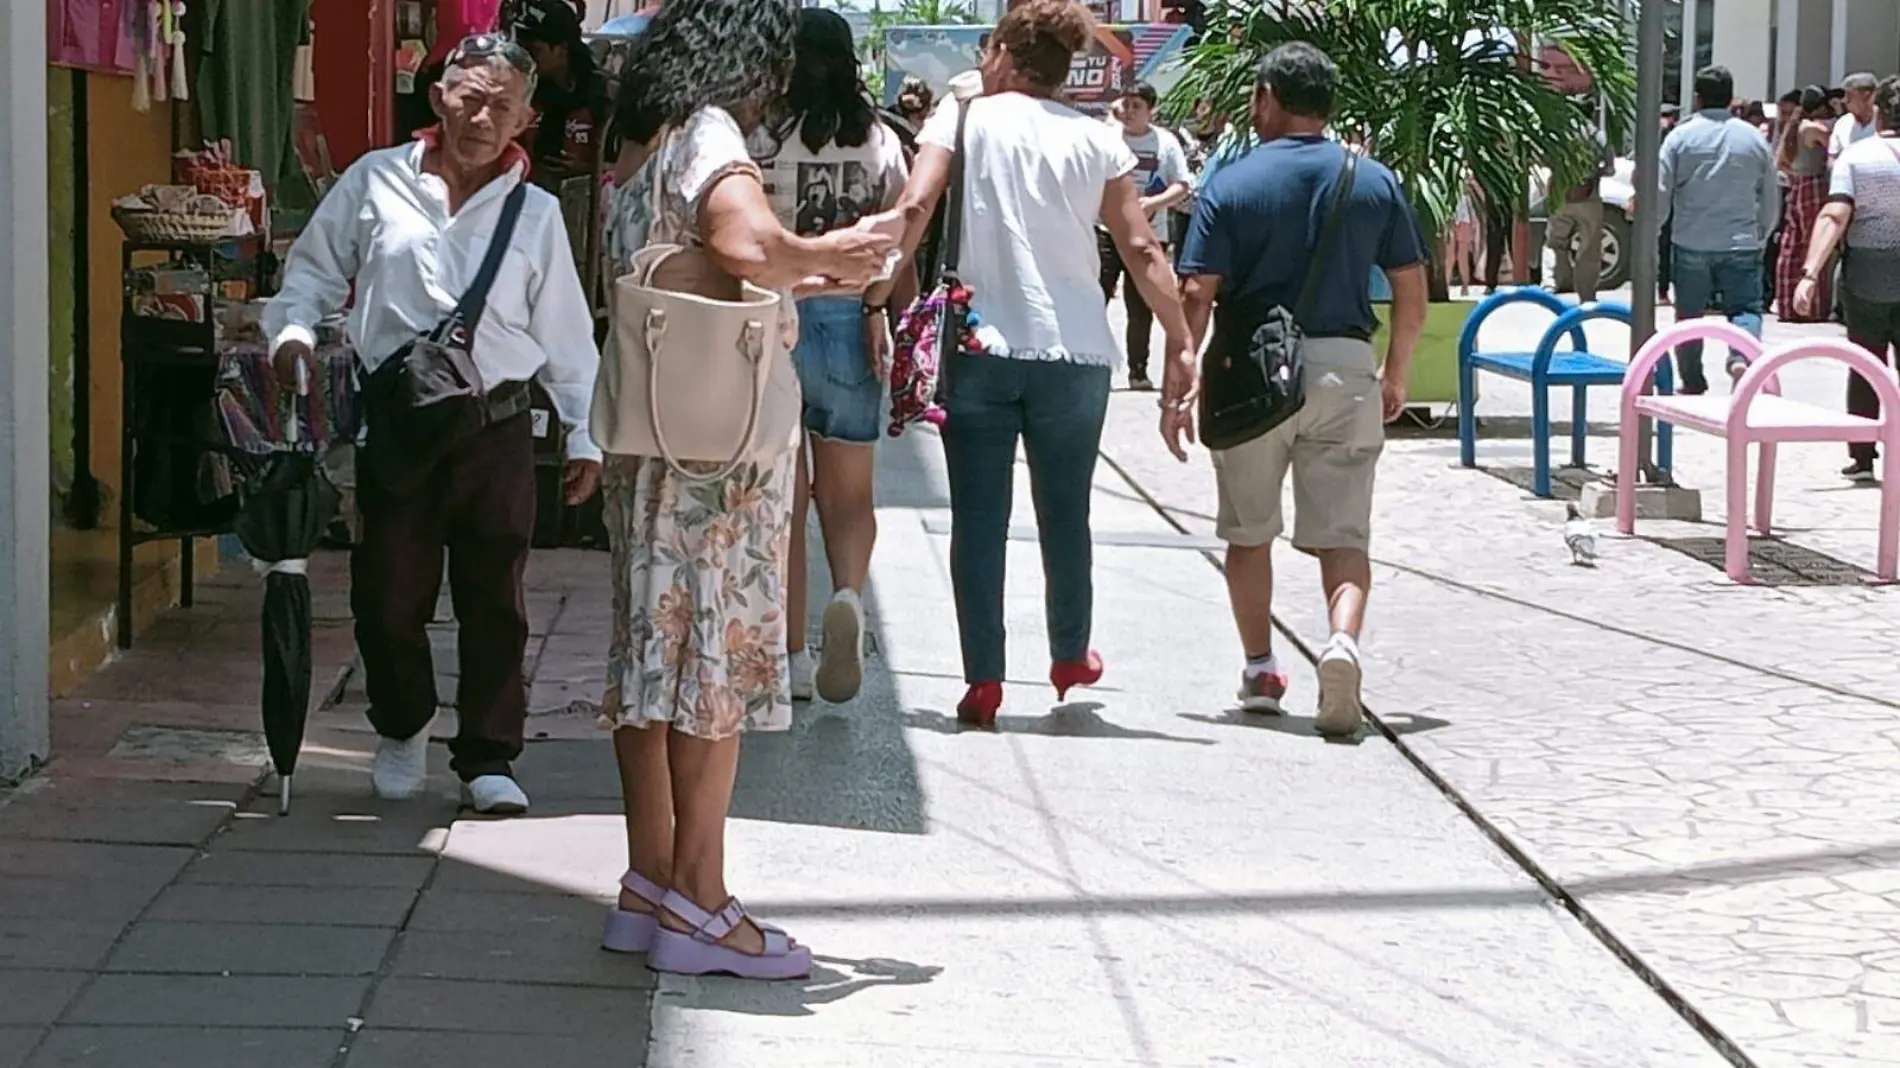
left=613, top=0, right=798, bottom=146
left=992, top=0, right=1095, bottom=89
left=769, top=8, right=877, bottom=155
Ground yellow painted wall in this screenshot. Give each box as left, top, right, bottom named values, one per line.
left=85, top=74, right=177, bottom=498
left=46, top=76, right=222, bottom=693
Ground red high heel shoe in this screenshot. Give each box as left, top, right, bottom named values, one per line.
left=1051, top=650, right=1104, bottom=700
left=957, top=682, right=1003, bottom=728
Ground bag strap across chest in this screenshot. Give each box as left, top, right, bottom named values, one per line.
left=435, top=182, right=530, bottom=346
left=1292, top=150, right=1360, bottom=329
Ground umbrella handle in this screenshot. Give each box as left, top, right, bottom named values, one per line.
left=288, top=356, right=310, bottom=447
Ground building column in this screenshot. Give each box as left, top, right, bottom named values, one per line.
left=1714, top=0, right=1776, bottom=100
left=0, top=0, right=52, bottom=782
left=1777, top=0, right=1800, bottom=94
left=1830, top=0, right=1849, bottom=84
left=1681, top=0, right=1700, bottom=108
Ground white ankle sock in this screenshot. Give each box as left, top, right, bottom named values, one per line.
left=1243, top=652, right=1280, bottom=679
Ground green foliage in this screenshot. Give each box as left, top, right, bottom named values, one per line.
left=1170, top=0, right=1635, bottom=250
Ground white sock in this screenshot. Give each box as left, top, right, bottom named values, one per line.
left=1327, top=631, right=1360, bottom=656
left=1243, top=652, right=1280, bottom=679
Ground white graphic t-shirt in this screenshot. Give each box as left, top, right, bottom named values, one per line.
left=1120, top=125, right=1190, bottom=232
left=752, top=118, right=908, bottom=238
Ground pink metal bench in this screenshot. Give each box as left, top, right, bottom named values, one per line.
left=1617, top=321, right=1900, bottom=583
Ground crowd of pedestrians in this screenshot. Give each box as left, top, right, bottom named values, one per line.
left=276, top=0, right=1880, bottom=987
left=1658, top=64, right=1900, bottom=482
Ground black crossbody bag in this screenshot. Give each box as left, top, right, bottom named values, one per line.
left=1200, top=151, right=1358, bottom=452
left=361, top=183, right=533, bottom=492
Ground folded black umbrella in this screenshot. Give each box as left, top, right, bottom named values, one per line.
left=234, top=452, right=339, bottom=814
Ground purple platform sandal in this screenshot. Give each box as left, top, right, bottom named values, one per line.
left=600, top=869, right=667, bottom=954
left=648, top=890, right=812, bottom=980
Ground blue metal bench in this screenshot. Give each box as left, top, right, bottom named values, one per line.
left=1457, top=287, right=1673, bottom=498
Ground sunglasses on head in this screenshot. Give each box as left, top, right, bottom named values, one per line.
left=447, top=32, right=537, bottom=77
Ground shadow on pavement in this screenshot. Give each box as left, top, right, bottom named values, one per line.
left=1386, top=416, right=1621, bottom=443
left=1180, top=708, right=1450, bottom=741
left=660, top=954, right=944, bottom=1018
left=901, top=702, right=1216, bottom=745
left=1647, top=534, right=1878, bottom=587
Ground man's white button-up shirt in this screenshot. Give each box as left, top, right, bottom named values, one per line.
left=264, top=140, right=602, bottom=461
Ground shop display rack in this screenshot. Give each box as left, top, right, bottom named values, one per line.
left=116, top=236, right=273, bottom=647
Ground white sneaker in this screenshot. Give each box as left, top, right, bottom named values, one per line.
left=371, top=733, right=429, bottom=800
left=460, top=775, right=530, bottom=816
left=1314, top=634, right=1366, bottom=739
left=789, top=648, right=815, bottom=702
left=815, top=589, right=865, bottom=704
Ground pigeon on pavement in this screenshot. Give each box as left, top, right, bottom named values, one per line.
left=1564, top=502, right=1598, bottom=567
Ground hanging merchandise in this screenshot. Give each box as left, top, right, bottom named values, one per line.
left=50, top=0, right=139, bottom=73
left=128, top=0, right=155, bottom=111
left=197, top=0, right=314, bottom=204
left=149, top=0, right=168, bottom=102
left=427, top=0, right=504, bottom=65
left=168, top=1, right=191, bottom=102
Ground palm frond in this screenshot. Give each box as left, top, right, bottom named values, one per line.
left=1170, top=0, right=1635, bottom=249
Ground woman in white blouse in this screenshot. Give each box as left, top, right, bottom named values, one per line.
left=876, top=0, right=1194, bottom=727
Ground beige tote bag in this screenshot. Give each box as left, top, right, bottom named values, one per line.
left=592, top=140, right=801, bottom=481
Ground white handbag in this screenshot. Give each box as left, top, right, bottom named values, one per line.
left=591, top=139, right=801, bottom=482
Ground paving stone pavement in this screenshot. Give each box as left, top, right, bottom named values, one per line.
left=0, top=552, right=656, bottom=1068
left=6, top=419, right=1740, bottom=1068
left=1102, top=294, right=1900, bottom=1067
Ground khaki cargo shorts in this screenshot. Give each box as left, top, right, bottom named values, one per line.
left=1210, top=337, right=1384, bottom=552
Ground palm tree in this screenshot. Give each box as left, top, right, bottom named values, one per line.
left=1172, top=0, right=1636, bottom=300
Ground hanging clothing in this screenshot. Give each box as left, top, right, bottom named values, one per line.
left=48, top=0, right=136, bottom=72
left=425, top=0, right=504, bottom=65
left=1776, top=171, right=1833, bottom=322
left=197, top=0, right=313, bottom=205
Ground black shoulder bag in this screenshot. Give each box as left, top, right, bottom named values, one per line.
left=1199, top=150, right=1359, bottom=452
left=362, top=182, right=533, bottom=493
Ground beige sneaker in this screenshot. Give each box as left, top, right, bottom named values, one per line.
left=1313, top=635, right=1365, bottom=738
left=815, top=589, right=865, bottom=704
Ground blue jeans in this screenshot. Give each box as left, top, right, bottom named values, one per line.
left=1670, top=246, right=1765, bottom=391
left=794, top=296, right=883, bottom=444
left=940, top=354, right=1111, bottom=683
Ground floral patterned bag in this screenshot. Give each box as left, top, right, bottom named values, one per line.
left=888, top=99, right=983, bottom=436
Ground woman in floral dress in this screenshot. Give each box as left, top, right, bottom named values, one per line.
left=594, top=0, right=894, bottom=981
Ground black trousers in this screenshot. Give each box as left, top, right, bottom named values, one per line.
left=1483, top=203, right=1513, bottom=289
left=1842, top=287, right=1900, bottom=464
left=1098, top=230, right=1155, bottom=376
left=353, top=411, right=537, bottom=781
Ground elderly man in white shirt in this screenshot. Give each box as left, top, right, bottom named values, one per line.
left=264, top=34, right=601, bottom=816
left=1831, top=72, right=1880, bottom=163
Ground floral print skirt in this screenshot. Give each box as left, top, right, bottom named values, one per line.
left=600, top=451, right=798, bottom=740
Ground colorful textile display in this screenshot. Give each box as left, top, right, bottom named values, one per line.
left=214, top=335, right=360, bottom=462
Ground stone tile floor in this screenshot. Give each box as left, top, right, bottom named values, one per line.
left=1103, top=296, right=1900, bottom=1067
left=0, top=551, right=651, bottom=1068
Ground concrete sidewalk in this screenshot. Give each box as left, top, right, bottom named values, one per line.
left=1103, top=294, right=1900, bottom=1067
left=642, top=429, right=1722, bottom=1066
left=1, top=423, right=1730, bottom=1068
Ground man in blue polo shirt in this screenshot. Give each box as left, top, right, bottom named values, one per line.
left=1169, top=41, right=1426, bottom=738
